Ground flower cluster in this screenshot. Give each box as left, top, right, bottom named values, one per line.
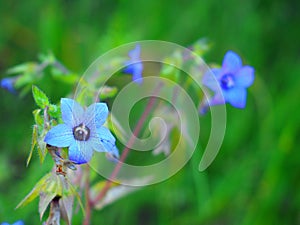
left=44, top=98, right=118, bottom=164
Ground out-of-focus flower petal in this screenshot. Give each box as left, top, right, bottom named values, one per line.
left=69, top=141, right=93, bottom=164
left=202, top=68, right=222, bottom=91
left=122, top=64, right=134, bottom=74
left=1, top=220, right=25, bottom=225
left=44, top=124, right=73, bottom=147
left=224, top=87, right=247, bottom=108
left=1, top=77, right=16, bottom=93
left=61, top=98, right=84, bottom=126
left=235, top=66, right=255, bottom=87
left=84, top=103, right=108, bottom=129
left=132, top=64, right=143, bottom=84
left=222, top=51, right=242, bottom=73
left=13, top=221, right=24, bottom=225
left=128, top=44, right=141, bottom=60
left=123, top=45, right=143, bottom=84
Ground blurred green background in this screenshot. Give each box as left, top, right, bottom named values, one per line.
left=1, top=0, right=300, bottom=224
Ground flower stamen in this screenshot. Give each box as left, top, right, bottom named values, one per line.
left=221, top=74, right=235, bottom=89
left=73, top=123, right=90, bottom=141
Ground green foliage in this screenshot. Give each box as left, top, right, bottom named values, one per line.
left=0, top=0, right=299, bottom=224
left=32, top=85, right=50, bottom=109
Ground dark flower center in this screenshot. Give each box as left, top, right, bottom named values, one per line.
left=220, top=74, right=235, bottom=90
left=73, top=123, right=90, bottom=141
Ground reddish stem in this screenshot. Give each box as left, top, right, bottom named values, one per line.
left=83, top=166, right=91, bottom=225
left=90, top=83, right=163, bottom=206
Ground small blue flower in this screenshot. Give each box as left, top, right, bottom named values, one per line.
left=202, top=50, right=255, bottom=108
left=1, top=220, right=24, bottom=225
left=122, top=44, right=143, bottom=84
left=44, top=98, right=118, bottom=164
left=1, top=77, right=16, bottom=93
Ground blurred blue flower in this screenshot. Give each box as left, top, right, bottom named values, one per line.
left=44, top=98, right=118, bottom=164
left=1, top=77, right=16, bottom=93
left=202, top=50, right=254, bottom=108
left=123, top=44, right=143, bottom=84
left=1, top=220, right=24, bottom=225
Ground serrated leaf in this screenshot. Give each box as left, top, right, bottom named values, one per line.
left=32, top=85, right=50, bottom=109
left=27, top=125, right=38, bottom=167
left=16, top=173, right=52, bottom=209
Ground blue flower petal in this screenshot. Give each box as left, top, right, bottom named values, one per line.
left=224, top=87, right=247, bottom=108
left=123, top=45, right=143, bottom=84
left=202, top=68, right=222, bottom=91
left=89, top=135, right=107, bottom=152
left=1, top=77, right=16, bottom=93
left=222, top=51, right=242, bottom=73
left=96, top=127, right=117, bottom=153
left=61, top=98, right=84, bottom=126
left=132, top=63, right=143, bottom=84
left=84, top=103, right=108, bottom=129
left=13, top=221, right=24, bottom=225
left=234, top=66, right=255, bottom=87
left=123, top=64, right=134, bottom=74
left=68, top=141, right=93, bottom=164
left=128, top=44, right=141, bottom=60
left=1, top=223, right=10, bottom=225
left=44, top=124, right=73, bottom=147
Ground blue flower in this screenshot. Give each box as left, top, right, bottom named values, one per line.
left=1, top=221, right=24, bottom=225
left=122, top=44, right=143, bottom=84
left=202, top=51, right=254, bottom=108
left=44, top=98, right=118, bottom=164
left=1, top=77, right=16, bottom=93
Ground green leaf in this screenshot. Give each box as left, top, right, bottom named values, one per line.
left=37, top=137, right=47, bottom=164
left=48, top=104, right=61, bottom=118
left=32, top=85, right=50, bottom=109
left=52, top=73, right=79, bottom=84
left=32, top=109, right=44, bottom=127
left=7, top=62, right=37, bottom=75
left=16, top=173, right=52, bottom=209
left=14, top=73, right=34, bottom=88
left=26, top=125, right=38, bottom=167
